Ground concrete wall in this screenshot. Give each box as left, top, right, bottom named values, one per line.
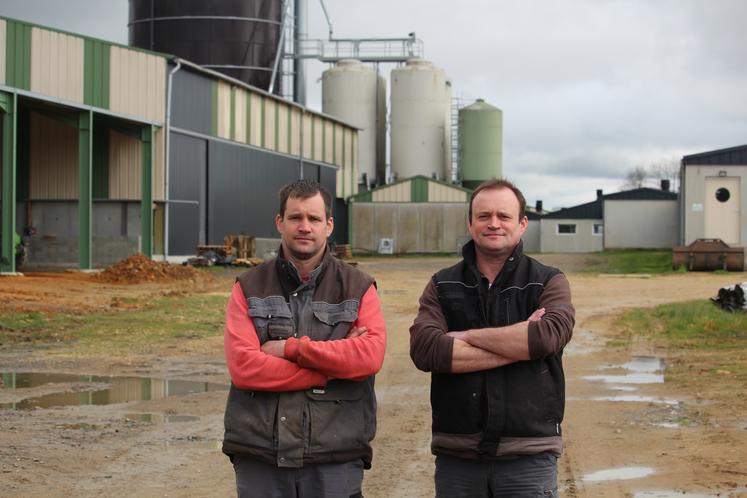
left=540, top=218, right=603, bottom=253
left=604, top=200, right=678, bottom=249
left=351, top=202, right=469, bottom=254
left=682, top=165, right=747, bottom=246
left=16, top=201, right=140, bottom=268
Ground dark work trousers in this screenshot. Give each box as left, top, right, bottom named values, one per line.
left=435, top=452, right=558, bottom=498
left=233, top=455, right=364, bottom=498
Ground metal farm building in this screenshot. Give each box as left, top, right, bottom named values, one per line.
left=0, top=16, right=358, bottom=272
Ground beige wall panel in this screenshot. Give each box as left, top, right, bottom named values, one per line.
left=0, top=20, right=5, bottom=84
left=31, top=28, right=84, bottom=103
left=443, top=204, right=470, bottom=253
left=110, top=46, right=166, bottom=123
left=109, top=129, right=142, bottom=200
left=604, top=200, right=678, bottom=249
left=420, top=204, right=444, bottom=251
left=277, top=104, right=289, bottom=154
left=335, top=124, right=344, bottom=168
left=429, top=182, right=468, bottom=202
left=396, top=204, right=420, bottom=252
left=324, top=120, right=334, bottom=164
left=352, top=203, right=375, bottom=252
left=342, top=129, right=354, bottom=197
left=373, top=181, right=411, bottom=202
left=290, top=108, right=301, bottom=156
left=215, top=81, right=231, bottom=139
left=234, top=89, right=247, bottom=143
left=264, top=98, right=277, bottom=150
left=249, top=93, right=262, bottom=146
left=29, top=112, right=78, bottom=199
left=313, top=117, right=323, bottom=162
left=302, top=113, right=312, bottom=159
left=153, top=127, right=165, bottom=200
left=540, top=218, right=602, bottom=253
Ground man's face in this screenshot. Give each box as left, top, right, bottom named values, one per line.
left=276, top=193, right=333, bottom=261
left=468, top=187, right=527, bottom=256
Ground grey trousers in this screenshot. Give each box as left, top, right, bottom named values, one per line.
left=435, top=452, right=558, bottom=498
left=232, top=455, right=364, bottom=498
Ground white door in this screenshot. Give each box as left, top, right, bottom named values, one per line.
left=704, top=177, right=740, bottom=244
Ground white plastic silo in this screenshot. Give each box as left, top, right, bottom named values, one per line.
left=390, top=58, right=451, bottom=181
left=322, top=59, right=386, bottom=187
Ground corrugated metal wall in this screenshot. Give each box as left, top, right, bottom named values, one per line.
left=30, top=28, right=84, bottom=103
left=172, top=68, right=212, bottom=134
left=429, top=181, right=469, bottom=202
left=108, top=129, right=141, bottom=200
left=168, top=133, right=206, bottom=255
left=214, top=80, right=231, bottom=140
left=29, top=112, right=78, bottom=199
left=372, top=182, right=411, bottom=202
left=233, top=88, right=247, bottom=143
left=109, top=46, right=166, bottom=123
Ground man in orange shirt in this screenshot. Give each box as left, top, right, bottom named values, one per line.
left=223, top=179, right=387, bottom=498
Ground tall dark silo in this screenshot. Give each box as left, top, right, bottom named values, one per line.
left=128, top=0, right=283, bottom=91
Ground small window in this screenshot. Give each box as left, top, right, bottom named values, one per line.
left=557, top=224, right=576, bottom=235
left=715, top=188, right=731, bottom=203
left=593, top=224, right=604, bottom=235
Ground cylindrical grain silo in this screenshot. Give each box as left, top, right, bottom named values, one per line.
left=128, top=0, right=283, bottom=91
left=390, top=59, right=450, bottom=181
left=459, top=98, right=503, bottom=189
left=322, top=59, right=386, bottom=187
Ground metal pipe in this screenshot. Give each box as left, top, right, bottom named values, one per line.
left=164, top=59, right=182, bottom=260
left=293, top=0, right=307, bottom=105
left=319, top=0, right=333, bottom=38
left=269, top=0, right=291, bottom=94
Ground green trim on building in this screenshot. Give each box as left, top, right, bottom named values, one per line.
left=92, top=126, right=109, bottom=199
left=5, top=20, right=32, bottom=90
left=78, top=111, right=92, bottom=269
left=16, top=107, right=30, bottom=202
left=84, top=39, right=110, bottom=108
left=229, top=86, right=236, bottom=141
left=211, top=82, right=218, bottom=137
left=0, top=92, right=17, bottom=272
left=332, top=123, right=336, bottom=165
left=140, top=125, right=153, bottom=258
left=411, top=176, right=429, bottom=202
left=260, top=97, right=266, bottom=148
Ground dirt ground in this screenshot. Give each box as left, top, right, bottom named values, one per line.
left=1, top=255, right=747, bottom=497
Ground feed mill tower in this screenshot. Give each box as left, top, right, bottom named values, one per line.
left=459, top=98, right=503, bottom=189
left=322, top=60, right=387, bottom=188
left=390, top=58, right=452, bottom=183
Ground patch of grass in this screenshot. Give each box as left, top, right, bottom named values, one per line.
left=581, top=250, right=674, bottom=274
left=0, top=293, right=228, bottom=353
left=617, top=299, right=747, bottom=350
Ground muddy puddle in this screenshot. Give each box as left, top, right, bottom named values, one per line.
left=0, top=371, right=227, bottom=410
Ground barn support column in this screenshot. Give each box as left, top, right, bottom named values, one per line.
left=0, top=92, right=18, bottom=273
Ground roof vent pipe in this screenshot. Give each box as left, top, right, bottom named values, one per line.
left=535, top=200, right=543, bottom=213
left=661, top=179, right=670, bottom=192
left=596, top=189, right=603, bottom=200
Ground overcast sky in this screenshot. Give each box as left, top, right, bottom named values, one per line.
left=3, top=0, right=746, bottom=209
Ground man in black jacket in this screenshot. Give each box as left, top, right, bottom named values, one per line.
left=410, top=178, right=575, bottom=497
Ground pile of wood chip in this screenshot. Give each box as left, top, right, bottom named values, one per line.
left=95, top=253, right=201, bottom=284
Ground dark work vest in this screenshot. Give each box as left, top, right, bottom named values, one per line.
left=222, top=248, right=377, bottom=468
left=432, top=240, right=564, bottom=457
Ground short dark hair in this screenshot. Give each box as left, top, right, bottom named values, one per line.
left=468, top=178, right=526, bottom=222
left=278, top=179, right=333, bottom=219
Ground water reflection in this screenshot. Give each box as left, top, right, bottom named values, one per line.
left=583, top=466, right=655, bottom=482
left=0, top=372, right=227, bottom=410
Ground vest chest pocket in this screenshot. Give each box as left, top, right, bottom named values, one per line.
left=311, top=300, right=359, bottom=340
left=248, top=296, right=295, bottom=343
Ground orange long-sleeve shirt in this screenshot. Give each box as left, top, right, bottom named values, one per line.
left=224, top=282, right=387, bottom=391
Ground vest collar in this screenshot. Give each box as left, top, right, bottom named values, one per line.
left=462, top=239, right=525, bottom=283
left=276, top=244, right=333, bottom=288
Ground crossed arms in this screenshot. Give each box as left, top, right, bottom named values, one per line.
left=409, top=273, right=575, bottom=374
left=224, top=283, right=387, bottom=391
